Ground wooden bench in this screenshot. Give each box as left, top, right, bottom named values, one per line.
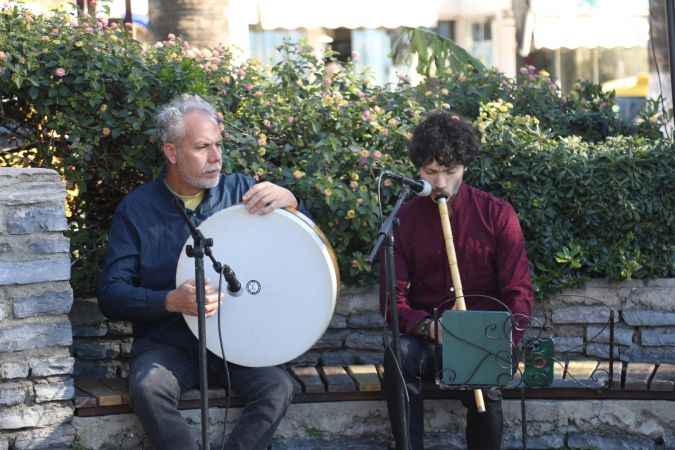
left=74, top=360, right=675, bottom=417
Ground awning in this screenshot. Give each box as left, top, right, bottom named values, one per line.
left=250, top=0, right=442, bottom=30
left=520, top=0, right=649, bottom=55
left=438, top=0, right=511, bottom=18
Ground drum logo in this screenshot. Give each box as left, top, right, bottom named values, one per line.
left=246, top=280, right=262, bottom=295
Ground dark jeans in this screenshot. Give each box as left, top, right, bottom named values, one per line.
left=383, top=335, right=504, bottom=450
left=128, top=339, right=294, bottom=450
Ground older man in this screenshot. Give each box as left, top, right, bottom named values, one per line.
left=98, top=94, right=296, bottom=450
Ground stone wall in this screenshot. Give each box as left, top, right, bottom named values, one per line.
left=72, top=279, right=675, bottom=378
left=0, top=168, right=75, bottom=450
left=72, top=398, right=675, bottom=450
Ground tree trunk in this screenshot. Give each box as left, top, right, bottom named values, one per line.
left=148, top=0, right=232, bottom=48
left=648, top=0, right=672, bottom=109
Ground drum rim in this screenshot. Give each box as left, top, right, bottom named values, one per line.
left=176, top=204, right=340, bottom=366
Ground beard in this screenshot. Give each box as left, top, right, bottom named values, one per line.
left=176, top=156, right=222, bottom=190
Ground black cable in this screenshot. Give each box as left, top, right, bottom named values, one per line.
left=217, top=271, right=232, bottom=450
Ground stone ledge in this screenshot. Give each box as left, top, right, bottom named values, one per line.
left=72, top=399, right=675, bottom=450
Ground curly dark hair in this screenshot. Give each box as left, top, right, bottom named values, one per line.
left=408, top=112, right=480, bottom=169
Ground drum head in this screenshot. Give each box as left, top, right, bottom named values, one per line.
left=176, top=205, right=338, bottom=367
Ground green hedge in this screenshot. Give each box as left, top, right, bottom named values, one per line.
left=1, top=6, right=673, bottom=299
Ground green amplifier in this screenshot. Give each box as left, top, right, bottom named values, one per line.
left=440, top=310, right=513, bottom=387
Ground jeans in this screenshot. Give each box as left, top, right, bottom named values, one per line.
left=383, top=335, right=504, bottom=450
left=128, top=339, right=294, bottom=450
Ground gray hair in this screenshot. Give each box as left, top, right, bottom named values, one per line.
left=155, top=94, right=221, bottom=145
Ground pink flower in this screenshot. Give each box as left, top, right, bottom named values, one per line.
left=287, top=116, right=295, bottom=124
left=243, top=83, right=253, bottom=91
left=372, top=150, right=382, bottom=159
left=351, top=50, right=360, bottom=61
left=54, top=68, right=66, bottom=77
left=168, top=33, right=176, bottom=41
left=361, top=109, right=370, bottom=121
left=0, top=51, right=6, bottom=62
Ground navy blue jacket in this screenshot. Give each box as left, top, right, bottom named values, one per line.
left=97, top=172, right=256, bottom=355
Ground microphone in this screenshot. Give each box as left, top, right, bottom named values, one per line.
left=221, top=264, right=242, bottom=297
left=383, top=171, right=432, bottom=197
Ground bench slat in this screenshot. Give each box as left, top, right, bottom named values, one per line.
left=651, top=364, right=675, bottom=392
left=319, top=366, right=356, bottom=393
left=549, top=360, right=567, bottom=388
left=76, top=377, right=125, bottom=407
left=624, top=363, right=656, bottom=391
left=565, top=360, right=601, bottom=388
left=291, top=366, right=325, bottom=393
left=74, top=388, right=97, bottom=409
left=592, top=361, right=623, bottom=390
left=346, top=365, right=381, bottom=392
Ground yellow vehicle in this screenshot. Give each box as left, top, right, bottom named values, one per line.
left=602, top=73, right=649, bottom=121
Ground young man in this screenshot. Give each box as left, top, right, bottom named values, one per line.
left=98, top=94, right=297, bottom=450
left=381, top=112, right=534, bottom=450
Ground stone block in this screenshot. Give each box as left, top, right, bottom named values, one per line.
left=623, top=310, right=675, bottom=326
left=0, top=359, right=29, bottom=379
left=0, top=319, right=72, bottom=352
left=13, top=423, right=76, bottom=450
left=34, top=378, right=75, bottom=402
left=586, top=343, right=630, bottom=362
left=352, top=351, right=383, bottom=365
left=72, top=323, right=108, bottom=337
left=28, top=236, right=70, bottom=254
left=74, top=360, right=120, bottom=378
left=622, top=345, right=675, bottom=363
left=328, top=313, right=347, bottom=329
left=347, top=311, right=385, bottom=329
left=69, top=297, right=107, bottom=326
left=344, top=331, right=384, bottom=351
left=120, top=338, right=133, bottom=357
left=291, top=352, right=320, bottom=367
left=319, top=351, right=358, bottom=366
left=107, top=321, right=132, bottom=336
left=5, top=205, right=67, bottom=235
left=567, top=433, right=655, bottom=450
left=0, top=168, right=64, bottom=204
left=641, top=327, right=675, bottom=346
left=12, top=288, right=73, bottom=318
left=586, top=324, right=634, bottom=346
left=335, top=287, right=379, bottom=315
left=0, top=381, right=28, bottom=406
left=73, top=340, right=120, bottom=360
left=553, top=336, right=583, bottom=353
left=551, top=324, right=584, bottom=337
left=30, top=355, right=75, bottom=377
left=312, top=330, right=348, bottom=351
left=503, top=434, right=565, bottom=449
left=551, top=306, right=610, bottom=324
left=0, top=256, right=70, bottom=285
left=0, top=404, right=73, bottom=430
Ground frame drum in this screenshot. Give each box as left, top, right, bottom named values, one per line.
left=176, top=205, right=339, bottom=367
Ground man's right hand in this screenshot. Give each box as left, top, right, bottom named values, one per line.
left=165, top=279, right=220, bottom=317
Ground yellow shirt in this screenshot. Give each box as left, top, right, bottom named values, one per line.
left=164, top=182, right=204, bottom=211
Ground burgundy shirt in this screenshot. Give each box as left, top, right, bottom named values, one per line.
left=379, top=183, right=534, bottom=344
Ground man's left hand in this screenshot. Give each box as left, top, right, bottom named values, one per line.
left=242, top=181, right=298, bottom=215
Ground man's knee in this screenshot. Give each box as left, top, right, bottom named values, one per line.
left=129, top=363, right=181, bottom=406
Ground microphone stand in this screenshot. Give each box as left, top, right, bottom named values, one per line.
left=174, top=199, right=227, bottom=450
left=368, top=185, right=412, bottom=450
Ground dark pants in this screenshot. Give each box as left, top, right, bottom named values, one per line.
left=128, top=340, right=293, bottom=450
left=384, top=335, right=504, bottom=450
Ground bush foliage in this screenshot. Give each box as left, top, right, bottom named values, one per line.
left=1, top=5, right=673, bottom=299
